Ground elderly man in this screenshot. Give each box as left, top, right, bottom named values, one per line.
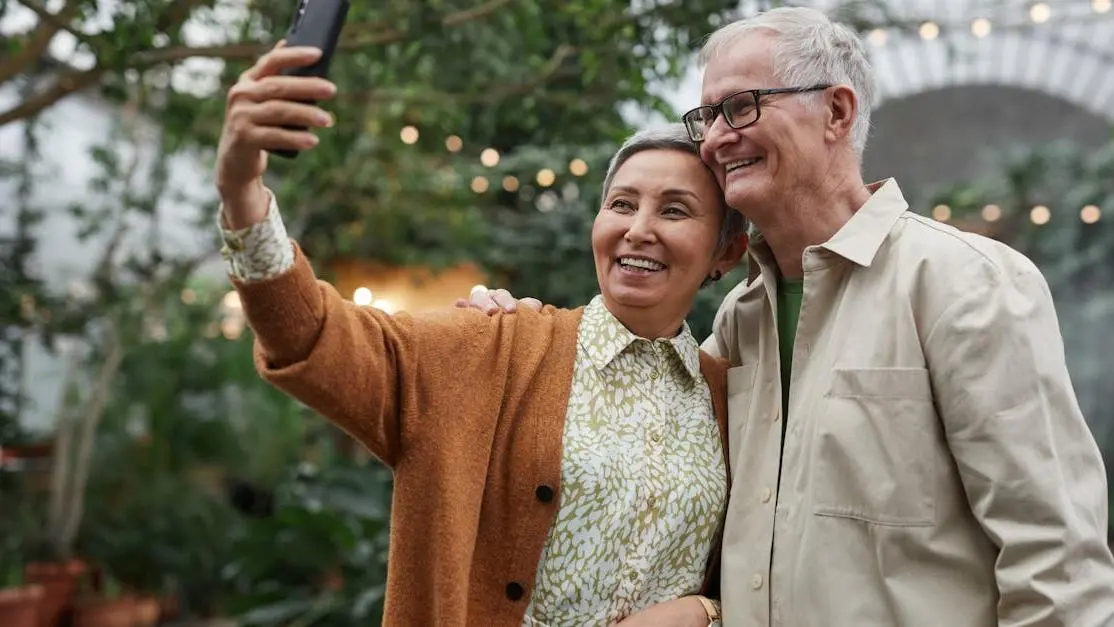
left=467, top=7, right=1114, bottom=627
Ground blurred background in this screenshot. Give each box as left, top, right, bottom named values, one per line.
left=1, top=0, right=1111, bottom=625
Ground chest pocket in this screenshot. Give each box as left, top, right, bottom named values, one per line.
left=813, top=367, right=937, bottom=526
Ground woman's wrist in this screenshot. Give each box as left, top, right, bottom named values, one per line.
left=693, top=595, right=721, bottom=624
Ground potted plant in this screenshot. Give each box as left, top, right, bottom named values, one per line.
left=0, top=504, right=45, bottom=627
left=0, top=573, right=44, bottom=627
left=70, top=571, right=138, bottom=627
left=24, top=327, right=123, bottom=627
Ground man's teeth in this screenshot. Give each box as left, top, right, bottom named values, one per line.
left=619, top=257, right=665, bottom=271
left=725, top=157, right=761, bottom=172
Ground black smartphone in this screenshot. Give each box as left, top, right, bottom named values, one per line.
left=268, top=0, right=350, bottom=159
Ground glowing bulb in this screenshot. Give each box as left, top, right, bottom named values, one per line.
left=569, top=159, right=588, bottom=176
left=1030, top=205, right=1051, bottom=225
left=1030, top=3, right=1051, bottom=23
left=981, top=204, right=1002, bottom=222
left=503, top=176, right=520, bottom=192
left=471, top=176, right=490, bottom=193
left=1094, top=0, right=1112, bottom=14
left=180, top=288, right=197, bottom=304
left=867, top=29, right=887, bottom=47
left=372, top=299, right=398, bottom=314
left=400, top=126, right=419, bottom=144
left=932, top=204, right=951, bottom=222
left=536, top=168, right=556, bottom=187
left=353, top=287, right=373, bottom=306
left=445, top=135, right=463, bottom=152
left=919, top=22, right=939, bottom=41
left=222, top=291, right=241, bottom=310
left=1081, top=205, right=1101, bottom=224
left=480, top=148, right=500, bottom=167
left=971, top=18, right=991, bottom=38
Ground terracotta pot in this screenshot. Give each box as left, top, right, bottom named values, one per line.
left=0, top=584, right=45, bottom=627
left=157, top=593, right=179, bottom=620
left=132, top=595, right=160, bottom=627
left=72, top=596, right=136, bottom=627
left=24, top=559, right=87, bottom=627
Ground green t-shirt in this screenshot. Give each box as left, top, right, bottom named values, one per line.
left=777, top=278, right=804, bottom=426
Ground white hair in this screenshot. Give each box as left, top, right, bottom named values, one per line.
left=700, top=7, right=875, bottom=155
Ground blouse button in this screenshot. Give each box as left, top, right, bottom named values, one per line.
left=506, top=582, right=524, bottom=601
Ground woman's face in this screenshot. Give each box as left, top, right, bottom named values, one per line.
left=592, top=148, right=744, bottom=337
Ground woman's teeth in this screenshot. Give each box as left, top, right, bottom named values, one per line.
left=618, top=257, right=665, bottom=271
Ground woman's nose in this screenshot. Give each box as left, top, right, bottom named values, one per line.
left=623, top=211, right=657, bottom=244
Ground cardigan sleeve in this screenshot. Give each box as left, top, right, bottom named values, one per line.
left=231, top=241, right=504, bottom=468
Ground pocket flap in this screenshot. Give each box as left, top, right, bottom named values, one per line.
left=828, top=367, right=931, bottom=400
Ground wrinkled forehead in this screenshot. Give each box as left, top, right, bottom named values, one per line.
left=700, top=31, right=780, bottom=105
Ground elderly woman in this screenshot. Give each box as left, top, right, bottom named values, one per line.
left=215, top=45, right=747, bottom=627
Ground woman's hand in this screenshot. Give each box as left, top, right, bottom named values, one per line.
left=613, top=596, right=710, bottom=626
left=215, top=42, right=337, bottom=228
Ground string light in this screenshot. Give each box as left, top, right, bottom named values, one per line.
left=1030, top=205, right=1051, bottom=225
left=353, top=287, right=373, bottom=306
left=180, top=288, right=197, bottom=304
left=971, top=18, right=992, bottom=38
left=372, top=299, right=398, bottom=314
left=502, top=176, right=520, bottom=192
left=919, top=22, right=940, bottom=41
left=221, top=317, right=244, bottom=340
left=536, top=168, right=556, bottom=187
left=867, top=28, right=887, bottom=47
left=981, top=204, right=1002, bottom=222
left=445, top=135, right=463, bottom=152
left=471, top=176, right=490, bottom=193
left=1081, top=205, right=1102, bottom=224
left=569, top=159, right=588, bottom=176
left=932, top=204, right=951, bottom=221
left=222, top=291, right=241, bottom=310
left=1030, top=3, right=1051, bottom=23
left=400, top=126, right=419, bottom=144
left=1094, top=0, right=1112, bottom=14
left=480, top=148, right=500, bottom=167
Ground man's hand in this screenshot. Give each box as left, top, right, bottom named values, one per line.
left=613, top=596, right=711, bottom=627
left=453, top=286, right=543, bottom=315
left=215, top=42, right=338, bottom=229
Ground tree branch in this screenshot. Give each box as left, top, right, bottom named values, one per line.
left=336, top=44, right=578, bottom=105
left=0, top=66, right=107, bottom=127
left=132, top=0, right=521, bottom=65
left=0, top=0, right=522, bottom=127
left=0, top=0, right=83, bottom=84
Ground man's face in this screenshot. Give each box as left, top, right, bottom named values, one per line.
left=698, top=32, right=829, bottom=213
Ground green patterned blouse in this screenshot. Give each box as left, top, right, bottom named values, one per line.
left=524, top=296, right=727, bottom=626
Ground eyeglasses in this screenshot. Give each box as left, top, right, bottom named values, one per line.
left=681, top=85, right=832, bottom=142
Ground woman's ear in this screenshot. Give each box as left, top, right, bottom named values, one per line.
left=712, top=231, right=748, bottom=277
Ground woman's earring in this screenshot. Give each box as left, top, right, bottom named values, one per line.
left=700, top=271, right=723, bottom=289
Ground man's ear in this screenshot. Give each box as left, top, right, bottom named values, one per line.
left=713, top=231, right=748, bottom=276
left=826, top=85, right=857, bottom=143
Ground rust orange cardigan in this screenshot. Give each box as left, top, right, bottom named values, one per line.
left=233, top=245, right=730, bottom=626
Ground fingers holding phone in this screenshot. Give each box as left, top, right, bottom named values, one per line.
left=215, top=45, right=337, bottom=227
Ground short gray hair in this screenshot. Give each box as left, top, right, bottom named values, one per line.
left=600, top=124, right=748, bottom=254
left=700, top=7, right=875, bottom=155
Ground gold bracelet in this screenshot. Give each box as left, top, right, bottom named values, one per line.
left=695, top=595, right=721, bottom=623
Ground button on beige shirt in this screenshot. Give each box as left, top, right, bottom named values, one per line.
left=703, top=179, right=1114, bottom=626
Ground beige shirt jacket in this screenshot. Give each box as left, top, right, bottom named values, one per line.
left=704, top=179, right=1114, bottom=627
